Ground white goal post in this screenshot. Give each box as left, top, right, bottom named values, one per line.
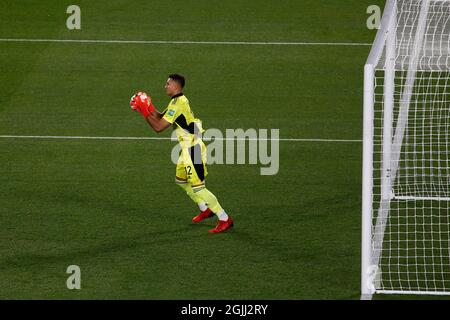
left=362, top=0, right=450, bottom=299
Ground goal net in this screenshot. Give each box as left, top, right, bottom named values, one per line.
left=362, top=0, right=450, bottom=298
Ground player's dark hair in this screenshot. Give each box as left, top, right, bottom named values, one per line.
left=169, top=73, right=185, bottom=88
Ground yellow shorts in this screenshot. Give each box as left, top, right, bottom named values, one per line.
left=175, top=141, right=208, bottom=186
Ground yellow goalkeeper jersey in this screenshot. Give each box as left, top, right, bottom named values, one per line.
left=161, top=93, right=205, bottom=148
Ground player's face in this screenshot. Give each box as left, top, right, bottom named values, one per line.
left=165, top=78, right=180, bottom=96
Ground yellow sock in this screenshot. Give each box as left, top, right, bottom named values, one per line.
left=177, top=182, right=206, bottom=209
left=193, top=187, right=224, bottom=215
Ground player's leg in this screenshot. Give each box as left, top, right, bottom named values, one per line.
left=176, top=150, right=213, bottom=220
left=188, top=143, right=233, bottom=233
left=192, top=184, right=228, bottom=220
left=192, top=185, right=233, bottom=233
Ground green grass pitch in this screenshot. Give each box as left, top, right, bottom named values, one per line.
left=1, top=0, right=433, bottom=299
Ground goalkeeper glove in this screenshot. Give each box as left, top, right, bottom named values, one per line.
left=130, top=92, right=156, bottom=118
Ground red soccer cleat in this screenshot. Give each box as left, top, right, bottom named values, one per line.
left=208, top=217, right=234, bottom=233
left=192, top=208, right=214, bottom=223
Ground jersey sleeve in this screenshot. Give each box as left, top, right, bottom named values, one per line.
left=162, top=101, right=184, bottom=124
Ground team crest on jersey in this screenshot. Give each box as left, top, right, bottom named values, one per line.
left=168, top=109, right=175, bottom=116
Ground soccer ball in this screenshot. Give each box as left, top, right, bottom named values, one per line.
left=130, top=91, right=151, bottom=110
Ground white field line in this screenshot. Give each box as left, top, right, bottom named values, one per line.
left=0, top=38, right=365, bottom=142
left=0, top=135, right=362, bottom=142
left=0, top=38, right=372, bottom=46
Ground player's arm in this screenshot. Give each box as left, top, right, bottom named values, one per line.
left=130, top=92, right=171, bottom=133
left=151, top=110, right=164, bottom=119
left=145, top=112, right=171, bottom=133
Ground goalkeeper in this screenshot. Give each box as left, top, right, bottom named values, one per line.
left=130, top=74, right=233, bottom=233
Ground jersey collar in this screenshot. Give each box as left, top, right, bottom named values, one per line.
left=170, top=92, right=184, bottom=99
